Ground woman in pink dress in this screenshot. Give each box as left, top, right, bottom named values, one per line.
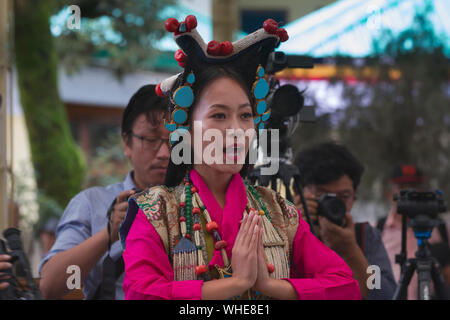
left=119, top=15, right=361, bottom=300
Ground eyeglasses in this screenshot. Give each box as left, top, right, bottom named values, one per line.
left=129, top=131, right=170, bottom=151
left=306, top=186, right=355, bottom=204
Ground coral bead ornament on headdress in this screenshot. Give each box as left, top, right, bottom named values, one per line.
left=155, top=15, right=289, bottom=145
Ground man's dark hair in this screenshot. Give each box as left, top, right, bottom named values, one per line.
left=121, top=84, right=169, bottom=144
left=294, top=141, right=365, bottom=190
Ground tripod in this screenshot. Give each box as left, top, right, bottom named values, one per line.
left=392, top=214, right=449, bottom=300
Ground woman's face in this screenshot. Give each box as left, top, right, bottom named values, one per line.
left=190, top=76, right=255, bottom=175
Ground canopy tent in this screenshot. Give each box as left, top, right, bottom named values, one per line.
left=278, top=0, right=450, bottom=58
left=275, top=0, right=450, bottom=111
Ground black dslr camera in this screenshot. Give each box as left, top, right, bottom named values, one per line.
left=394, top=189, right=446, bottom=219
left=317, top=194, right=347, bottom=226
left=0, top=228, right=42, bottom=300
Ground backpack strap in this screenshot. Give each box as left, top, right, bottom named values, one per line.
left=355, top=222, right=367, bottom=254
left=437, top=220, right=449, bottom=246
left=376, top=217, right=387, bottom=233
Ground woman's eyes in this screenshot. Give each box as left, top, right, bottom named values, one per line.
left=211, top=112, right=253, bottom=120
left=241, top=112, right=253, bottom=119
left=211, top=113, right=226, bottom=119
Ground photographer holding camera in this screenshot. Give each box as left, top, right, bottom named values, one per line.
left=0, top=254, right=12, bottom=291
left=38, top=85, right=170, bottom=299
left=293, top=141, right=396, bottom=299
left=378, top=164, right=450, bottom=299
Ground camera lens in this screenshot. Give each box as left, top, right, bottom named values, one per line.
left=318, top=194, right=347, bottom=226
left=3, top=228, right=23, bottom=251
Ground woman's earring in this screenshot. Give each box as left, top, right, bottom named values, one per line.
left=165, top=72, right=196, bottom=145
left=252, top=65, right=271, bottom=130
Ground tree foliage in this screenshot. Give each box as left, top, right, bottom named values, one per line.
left=334, top=8, right=450, bottom=202
left=14, top=0, right=87, bottom=210
left=54, top=0, right=175, bottom=76
left=13, top=0, right=175, bottom=228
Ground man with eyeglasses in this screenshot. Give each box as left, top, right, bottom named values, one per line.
left=39, top=85, right=170, bottom=300
left=293, top=141, right=396, bottom=300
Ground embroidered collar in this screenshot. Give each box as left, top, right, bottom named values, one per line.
left=189, top=168, right=247, bottom=267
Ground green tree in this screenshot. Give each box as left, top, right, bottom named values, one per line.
left=335, top=7, right=450, bottom=203
left=55, top=0, right=176, bottom=76
left=14, top=0, right=87, bottom=209
left=13, top=0, right=174, bottom=226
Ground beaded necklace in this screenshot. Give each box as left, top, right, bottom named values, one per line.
left=174, top=172, right=277, bottom=279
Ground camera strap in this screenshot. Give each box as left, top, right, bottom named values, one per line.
left=92, top=198, right=125, bottom=300
left=355, top=222, right=367, bottom=254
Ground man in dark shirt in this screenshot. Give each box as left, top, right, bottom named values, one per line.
left=294, top=141, right=396, bottom=300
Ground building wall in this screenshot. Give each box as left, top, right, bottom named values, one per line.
left=66, top=103, right=124, bottom=157
left=234, top=0, right=336, bottom=32
left=212, top=0, right=337, bottom=41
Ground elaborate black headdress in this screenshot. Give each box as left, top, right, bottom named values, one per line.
left=155, top=15, right=289, bottom=144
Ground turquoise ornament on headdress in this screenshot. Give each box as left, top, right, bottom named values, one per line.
left=157, top=14, right=288, bottom=140
left=173, top=109, right=188, bottom=124
left=252, top=66, right=271, bottom=130
left=256, top=101, right=267, bottom=114
left=173, top=86, right=194, bottom=108
left=164, top=71, right=196, bottom=144
left=169, top=126, right=190, bottom=145
left=165, top=122, right=177, bottom=132
left=262, top=111, right=271, bottom=121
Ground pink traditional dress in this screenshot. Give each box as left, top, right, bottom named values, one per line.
left=120, top=169, right=361, bottom=300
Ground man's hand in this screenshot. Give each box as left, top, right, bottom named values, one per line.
left=109, top=189, right=135, bottom=243
left=318, top=212, right=358, bottom=257
left=0, top=254, right=12, bottom=291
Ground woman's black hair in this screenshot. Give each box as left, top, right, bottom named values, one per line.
left=164, top=65, right=255, bottom=187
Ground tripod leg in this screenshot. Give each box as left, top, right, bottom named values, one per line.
left=431, top=258, right=449, bottom=300
left=393, top=260, right=416, bottom=300
left=416, top=258, right=433, bottom=300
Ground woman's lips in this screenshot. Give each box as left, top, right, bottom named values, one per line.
left=223, top=144, right=245, bottom=162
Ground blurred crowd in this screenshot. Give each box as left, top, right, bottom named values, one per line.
left=1, top=84, right=449, bottom=300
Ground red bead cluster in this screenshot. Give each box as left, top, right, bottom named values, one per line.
left=207, top=40, right=234, bottom=56
left=206, top=221, right=218, bottom=233
left=214, top=240, right=227, bottom=250
left=263, top=19, right=288, bottom=42
left=164, top=15, right=198, bottom=35
left=195, top=264, right=208, bottom=275
left=174, top=49, right=186, bottom=67
left=267, top=263, right=275, bottom=274
left=155, top=83, right=165, bottom=97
